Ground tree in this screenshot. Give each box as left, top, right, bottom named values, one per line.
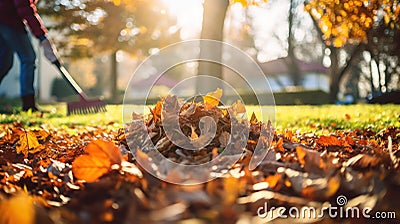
left=305, top=0, right=400, bottom=102
left=287, top=0, right=301, bottom=86
left=197, top=0, right=267, bottom=93
left=39, top=0, right=179, bottom=101
left=197, top=0, right=229, bottom=93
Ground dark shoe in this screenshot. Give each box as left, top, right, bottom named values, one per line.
left=21, top=94, right=39, bottom=112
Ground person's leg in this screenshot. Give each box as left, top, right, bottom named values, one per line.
left=0, top=26, right=14, bottom=85
left=0, top=24, right=38, bottom=110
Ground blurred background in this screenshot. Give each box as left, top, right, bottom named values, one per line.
left=0, top=0, right=399, bottom=105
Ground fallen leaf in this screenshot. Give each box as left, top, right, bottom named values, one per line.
left=203, top=88, right=222, bottom=109
left=345, top=154, right=382, bottom=168
left=316, top=135, right=342, bottom=147
left=223, top=177, right=240, bottom=205
left=0, top=192, right=53, bottom=224
left=265, top=173, right=283, bottom=189
left=72, top=154, right=110, bottom=182
left=16, top=131, right=42, bottom=156
left=72, top=140, right=122, bottom=182
left=84, top=140, right=122, bottom=165
left=228, top=100, right=246, bottom=116
left=190, top=126, right=199, bottom=140
left=0, top=192, right=35, bottom=224
left=250, top=112, right=258, bottom=124
left=301, top=176, right=340, bottom=200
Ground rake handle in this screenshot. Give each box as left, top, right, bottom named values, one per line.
left=53, top=60, right=89, bottom=100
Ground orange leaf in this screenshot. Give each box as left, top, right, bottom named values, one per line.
left=0, top=192, right=35, bottom=224
left=275, top=138, right=285, bottom=152
left=316, top=135, right=342, bottom=146
left=72, top=140, right=122, bottom=182
left=223, top=177, right=239, bottom=205
left=72, top=155, right=111, bottom=182
left=150, top=100, right=163, bottom=123
left=203, top=88, right=222, bottom=109
left=265, top=173, right=282, bottom=189
left=84, top=140, right=122, bottom=165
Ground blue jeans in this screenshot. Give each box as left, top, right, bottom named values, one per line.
left=0, top=24, right=36, bottom=97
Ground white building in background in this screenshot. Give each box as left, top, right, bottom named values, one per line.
left=0, top=39, right=59, bottom=102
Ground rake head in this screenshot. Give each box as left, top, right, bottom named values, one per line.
left=67, top=98, right=107, bottom=115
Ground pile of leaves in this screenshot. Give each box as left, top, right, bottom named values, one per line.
left=124, top=90, right=271, bottom=167
left=0, top=91, right=399, bottom=223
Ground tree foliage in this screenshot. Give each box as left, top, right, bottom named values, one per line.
left=306, top=0, right=399, bottom=47
left=305, top=0, right=400, bottom=101
left=39, top=0, right=179, bottom=57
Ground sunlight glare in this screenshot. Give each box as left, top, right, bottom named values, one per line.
left=161, top=0, right=204, bottom=39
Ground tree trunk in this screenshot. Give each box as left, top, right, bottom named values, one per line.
left=369, top=58, right=375, bottom=93
left=329, top=47, right=340, bottom=103
left=308, top=13, right=364, bottom=103
left=110, top=50, right=118, bottom=102
left=288, top=0, right=301, bottom=86
left=197, top=0, right=229, bottom=93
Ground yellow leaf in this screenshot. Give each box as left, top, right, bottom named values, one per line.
left=233, top=0, right=248, bottom=7
left=16, top=131, right=41, bottom=156
left=203, top=88, right=222, bottom=109
left=250, top=112, right=258, bottom=124
left=333, top=37, right=344, bottom=47
left=190, top=126, right=198, bottom=140
left=231, top=100, right=246, bottom=114
left=0, top=192, right=35, bottom=224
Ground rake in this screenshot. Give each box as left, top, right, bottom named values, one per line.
left=54, top=60, right=107, bottom=115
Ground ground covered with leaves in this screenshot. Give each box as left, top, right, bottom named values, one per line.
left=0, top=96, right=399, bottom=223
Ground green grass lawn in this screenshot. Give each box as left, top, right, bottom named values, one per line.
left=1, top=103, right=399, bottom=133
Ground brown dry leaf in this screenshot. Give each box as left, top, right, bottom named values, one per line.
left=296, top=146, right=321, bottom=167
left=72, top=140, right=122, bottom=182
left=301, top=176, right=340, bottom=200
left=150, top=100, right=163, bottom=123
left=345, top=154, right=382, bottom=168
left=203, top=88, right=222, bottom=109
left=219, top=131, right=230, bottom=148
left=16, top=131, right=42, bottom=156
